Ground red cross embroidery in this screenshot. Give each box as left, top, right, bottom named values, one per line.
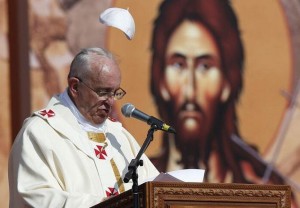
left=108, top=117, right=117, bottom=122
left=94, top=145, right=107, bottom=159
left=105, top=187, right=119, bottom=197
left=39, top=109, right=55, bottom=118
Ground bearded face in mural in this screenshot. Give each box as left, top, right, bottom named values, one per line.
left=150, top=0, right=243, bottom=174
left=150, top=0, right=291, bottom=187
left=162, top=19, right=230, bottom=158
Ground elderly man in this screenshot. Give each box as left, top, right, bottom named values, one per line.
left=8, top=47, right=159, bottom=208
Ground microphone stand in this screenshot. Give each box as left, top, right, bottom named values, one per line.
left=123, top=125, right=157, bottom=208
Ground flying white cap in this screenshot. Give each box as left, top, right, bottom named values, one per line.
left=99, top=7, right=135, bottom=40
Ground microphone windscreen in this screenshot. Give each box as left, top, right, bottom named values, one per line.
left=121, top=103, right=135, bottom=117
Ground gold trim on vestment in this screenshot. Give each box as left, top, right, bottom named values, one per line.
left=87, top=132, right=125, bottom=193
left=87, top=132, right=106, bottom=143
left=110, top=159, right=125, bottom=193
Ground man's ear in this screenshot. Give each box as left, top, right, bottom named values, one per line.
left=68, top=77, right=79, bottom=96
left=221, top=81, right=231, bottom=103
left=159, top=82, right=171, bottom=101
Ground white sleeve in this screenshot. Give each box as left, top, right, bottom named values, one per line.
left=8, top=120, right=101, bottom=208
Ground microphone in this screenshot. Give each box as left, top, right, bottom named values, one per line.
left=121, top=103, right=176, bottom=134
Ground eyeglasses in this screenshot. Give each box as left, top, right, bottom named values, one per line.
left=75, top=77, right=126, bottom=100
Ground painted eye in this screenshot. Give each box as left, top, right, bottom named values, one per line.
left=196, top=62, right=211, bottom=73
left=168, top=60, right=186, bottom=72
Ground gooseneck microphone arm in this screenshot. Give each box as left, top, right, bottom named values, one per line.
left=123, top=125, right=156, bottom=208
left=122, top=103, right=176, bottom=208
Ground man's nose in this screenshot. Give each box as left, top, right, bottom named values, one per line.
left=103, top=94, right=115, bottom=106
left=184, top=69, right=196, bottom=100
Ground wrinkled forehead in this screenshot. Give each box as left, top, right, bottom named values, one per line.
left=89, top=54, right=119, bottom=72
left=89, top=55, right=121, bottom=84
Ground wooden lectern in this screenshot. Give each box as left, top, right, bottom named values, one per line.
left=92, top=181, right=291, bottom=208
